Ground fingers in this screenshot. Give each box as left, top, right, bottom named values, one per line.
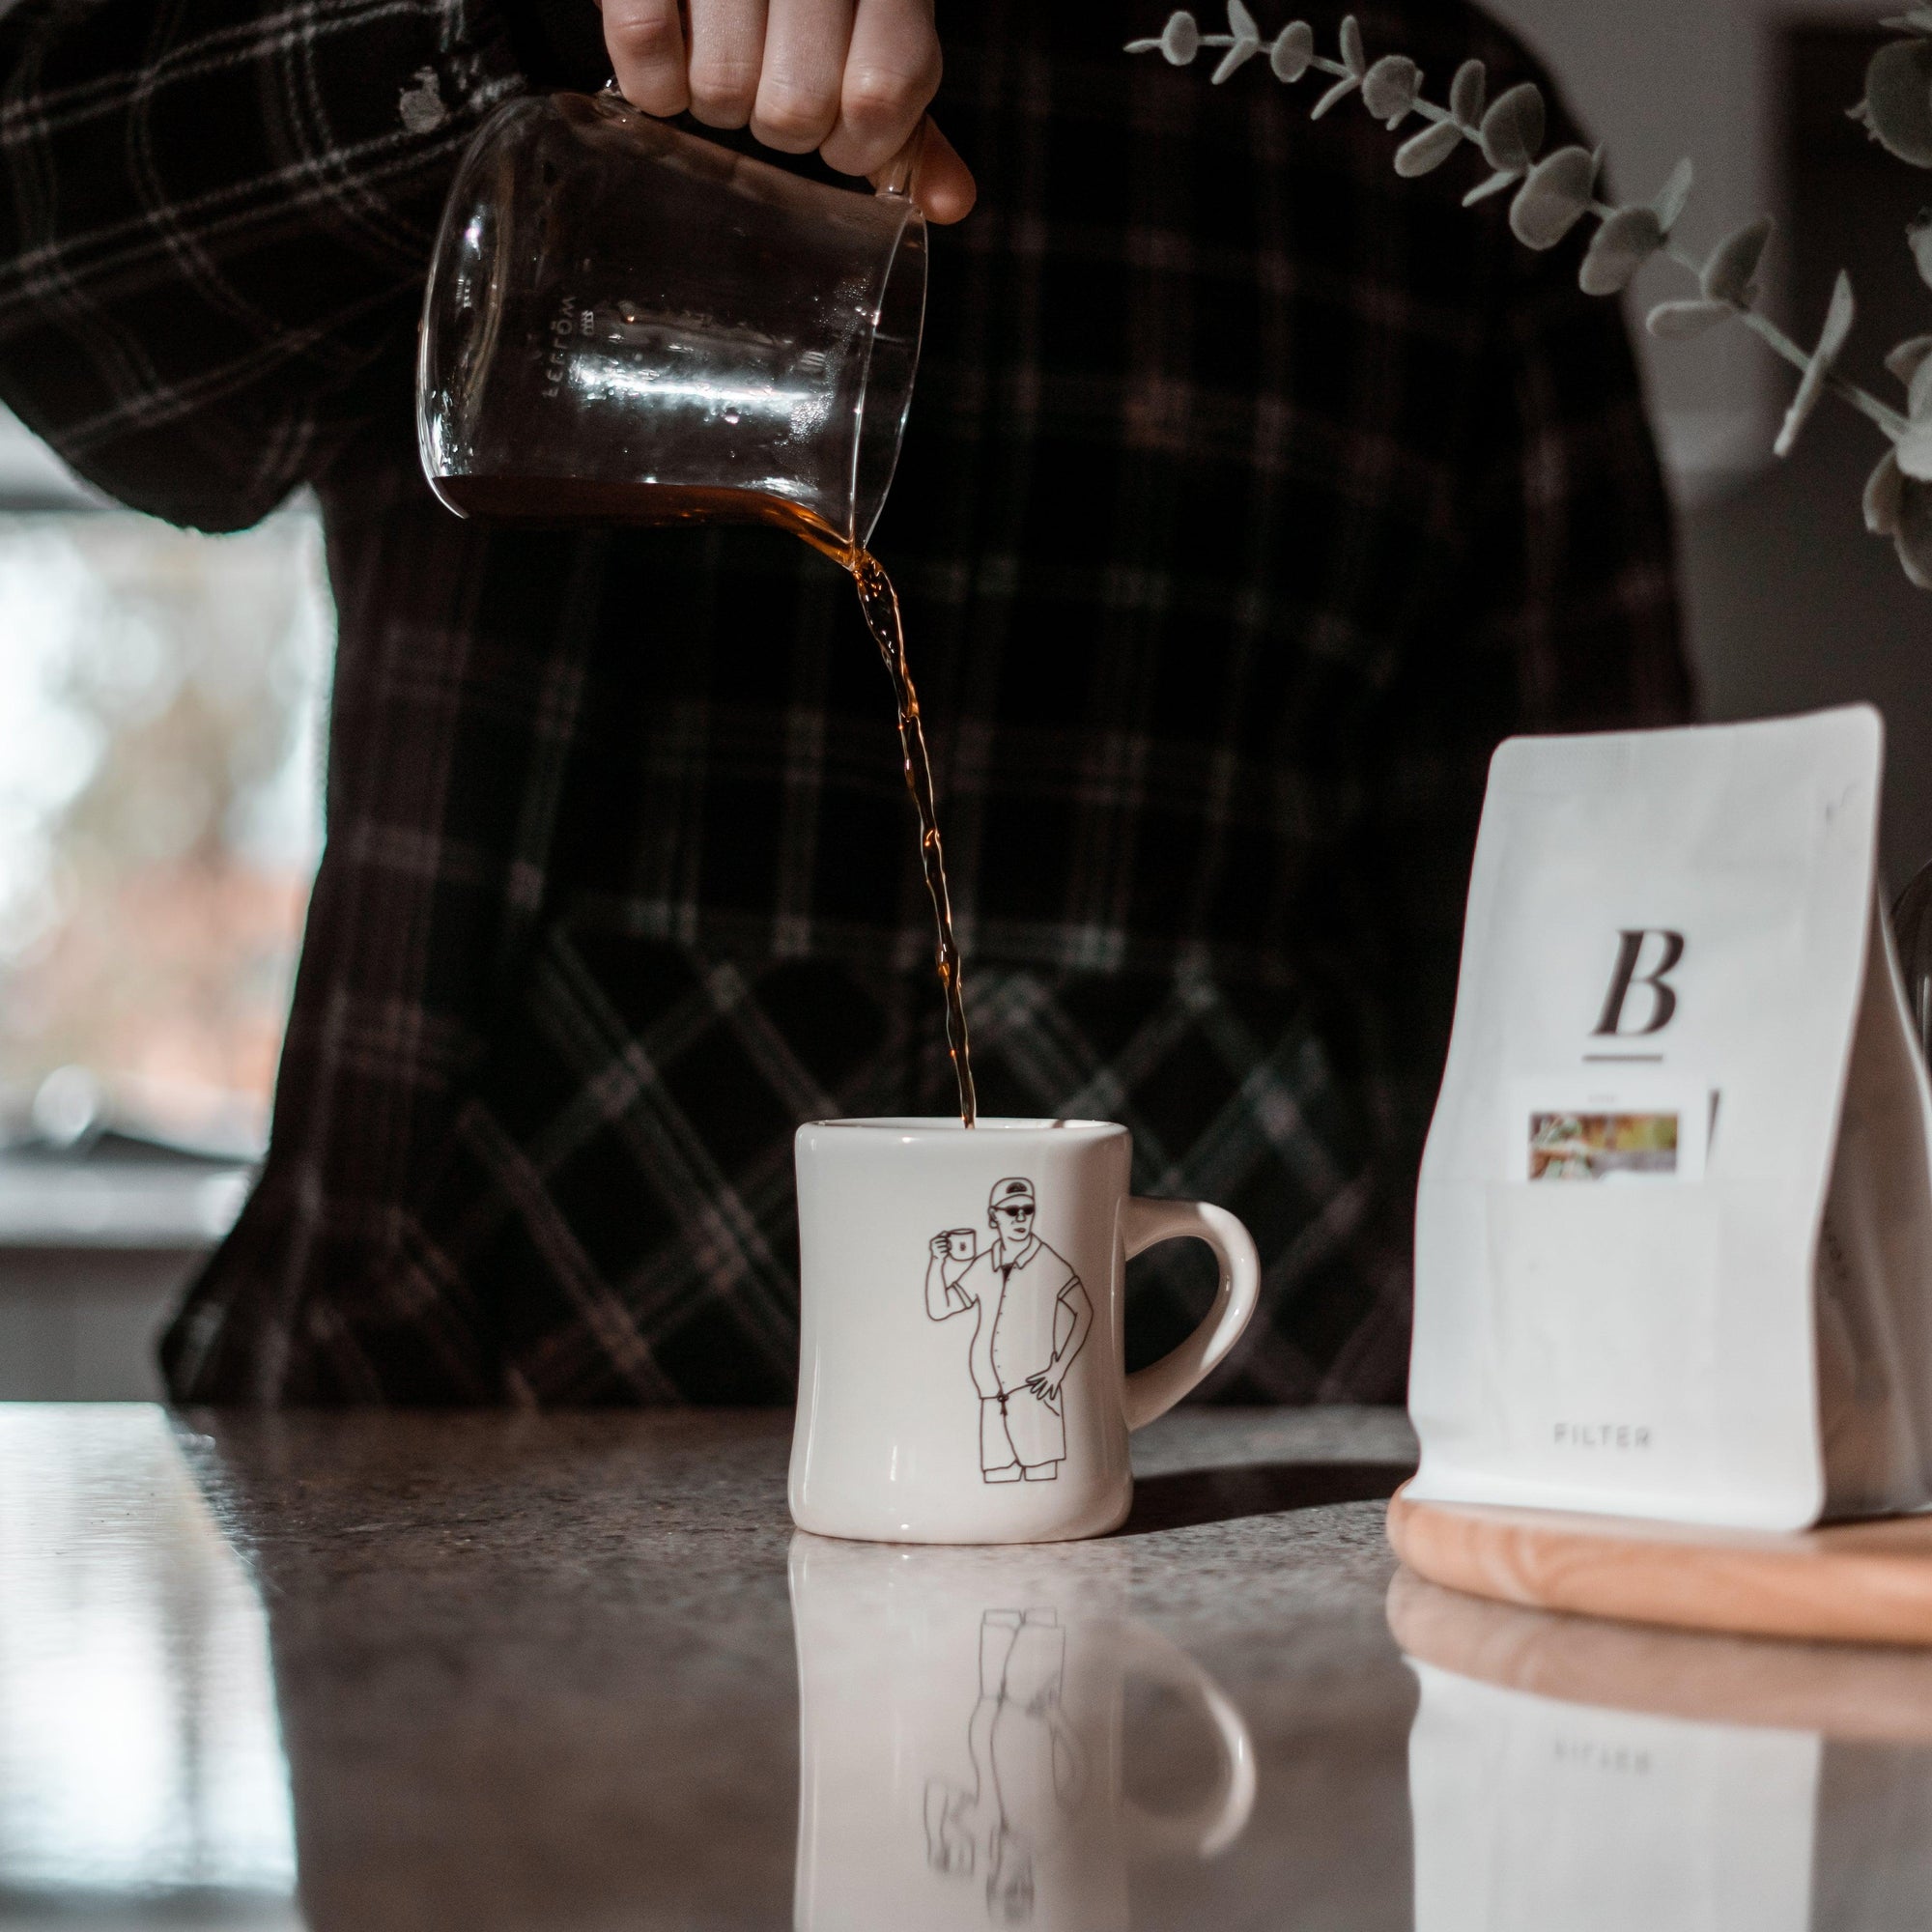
left=752, top=0, right=852, bottom=153
left=817, top=0, right=942, bottom=181
left=687, top=0, right=768, bottom=128
left=601, top=0, right=692, bottom=118
left=602, top=0, right=976, bottom=224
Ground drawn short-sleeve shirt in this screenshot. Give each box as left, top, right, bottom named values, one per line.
left=948, top=1237, right=1082, bottom=1399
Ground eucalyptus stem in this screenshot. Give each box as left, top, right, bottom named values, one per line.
left=1129, top=3, right=1932, bottom=585
left=1618, top=227, right=1910, bottom=440
left=1732, top=300, right=1909, bottom=442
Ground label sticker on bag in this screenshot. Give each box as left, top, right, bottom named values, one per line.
left=1507, top=1073, right=1709, bottom=1183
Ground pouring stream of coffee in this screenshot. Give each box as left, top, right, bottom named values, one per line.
left=435, top=477, right=978, bottom=1126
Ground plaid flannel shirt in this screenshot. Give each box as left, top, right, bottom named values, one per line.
left=0, top=0, right=1691, bottom=1405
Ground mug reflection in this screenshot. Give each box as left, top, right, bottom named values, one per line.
left=789, top=1536, right=1255, bottom=1931
left=1391, top=1569, right=1932, bottom=1932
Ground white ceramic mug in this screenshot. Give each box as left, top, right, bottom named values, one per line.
left=790, top=1118, right=1262, bottom=1543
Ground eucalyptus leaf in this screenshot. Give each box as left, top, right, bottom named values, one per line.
left=1396, top=119, right=1464, bottom=177
left=1912, top=213, right=1932, bottom=290
left=1509, top=145, right=1599, bottom=250
left=1449, top=58, right=1487, bottom=128
left=1480, top=82, right=1546, bottom=172
left=1865, top=443, right=1932, bottom=597
left=1210, top=0, right=1262, bottom=80
left=1579, top=206, right=1664, bottom=296
left=1311, top=74, right=1361, bottom=118
left=1154, top=11, right=1202, bottom=63
left=1270, top=19, right=1315, bottom=81
left=1862, top=38, right=1932, bottom=165
left=1887, top=333, right=1932, bottom=387
left=1911, top=352, right=1932, bottom=421
left=1646, top=298, right=1735, bottom=340
left=1881, top=8, right=1932, bottom=32
left=1898, top=419, right=1932, bottom=481
left=1340, top=14, right=1365, bottom=76
left=1652, top=157, right=1694, bottom=235
left=1894, top=472, right=1932, bottom=587
left=1867, top=448, right=1906, bottom=535
left=1700, top=216, right=1772, bottom=304
left=1362, top=55, right=1421, bottom=126
left=1773, top=270, right=1856, bottom=458
left=1463, top=169, right=1519, bottom=207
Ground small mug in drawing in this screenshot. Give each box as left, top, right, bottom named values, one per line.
left=790, top=1118, right=1262, bottom=1543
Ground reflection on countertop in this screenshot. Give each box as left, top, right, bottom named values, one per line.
left=1390, top=1569, right=1932, bottom=1932
left=0, top=1406, right=1421, bottom=1930
left=19, top=1403, right=1932, bottom=1931
left=791, top=1537, right=1255, bottom=1930
left=0, top=1406, right=297, bottom=1927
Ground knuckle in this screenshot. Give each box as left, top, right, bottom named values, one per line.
left=687, top=55, right=759, bottom=122
left=606, top=7, right=682, bottom=62
left=841, top=62, right=929, bottom=133
left=753, top=78, right=838, bottom=148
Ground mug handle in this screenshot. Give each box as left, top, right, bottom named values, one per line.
left=1121, top=1198, right=1262, bottom=1431
left=1115, top=1623, right=1258, bottom=1860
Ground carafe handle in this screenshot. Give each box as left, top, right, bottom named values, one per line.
left=873, top=116, right=930, bottom=200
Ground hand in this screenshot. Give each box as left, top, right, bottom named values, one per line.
left=596, top=0, right=977, bottom=223
left=1024, top=1367, right=1064, bottom=1406
left=929, top=1233, right=954, bottom=1260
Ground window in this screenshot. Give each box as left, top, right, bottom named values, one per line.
left=0, top=408, right=332, bottom=1159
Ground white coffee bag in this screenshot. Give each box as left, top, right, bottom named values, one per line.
left=1407, top=705, right=1932, bottom=1529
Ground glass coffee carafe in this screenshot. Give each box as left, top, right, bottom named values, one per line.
left=416, top=88, right=927, bottom=550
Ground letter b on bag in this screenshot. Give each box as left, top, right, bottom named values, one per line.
left=1593, top=929, right=1685, bottom=1037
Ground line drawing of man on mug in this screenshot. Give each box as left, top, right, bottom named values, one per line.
left=925, top=1178, right=1094, bottom=1484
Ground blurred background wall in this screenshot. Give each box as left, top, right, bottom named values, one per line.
left=1489, top=0, right=1932, bottom=888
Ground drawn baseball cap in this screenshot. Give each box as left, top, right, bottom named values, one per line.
left=988, top=1177, right=1036, bottom=1210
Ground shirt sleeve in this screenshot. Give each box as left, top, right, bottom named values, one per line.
left=0, top=0, right=526, bottom=529
left=949, top=1259, right=983, bottom=1308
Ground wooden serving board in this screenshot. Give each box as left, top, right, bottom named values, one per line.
left=1386, top=1484, right=1932, bottom=1648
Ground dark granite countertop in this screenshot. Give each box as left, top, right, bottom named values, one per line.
left=2, top=1403, right=1928, bottom=1930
